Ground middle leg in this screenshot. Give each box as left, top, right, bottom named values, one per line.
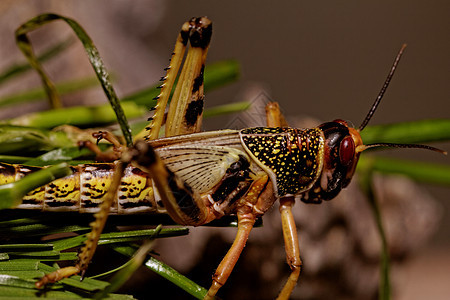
left=205, top=174, right=272, bottom=300
left=266, top=101, right=303, bottom=299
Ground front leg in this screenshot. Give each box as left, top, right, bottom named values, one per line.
left=277, top=197, right=302, bottom=300
left=78, top=130, right=124, bottom=162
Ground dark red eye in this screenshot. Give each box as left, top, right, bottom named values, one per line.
left=339, top=136, right=355, bottom=166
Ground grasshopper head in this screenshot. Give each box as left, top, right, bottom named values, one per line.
left=299, top=116, right=445, bottom=205
left=298, top=44, right=445, bottom=204
left=299, top=120, right=362, bottom=203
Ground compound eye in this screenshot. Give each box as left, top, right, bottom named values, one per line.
left=333, top=119, right=348, bottom=126
left=339, top=136, right=355, bottom=166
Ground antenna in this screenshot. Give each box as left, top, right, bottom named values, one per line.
left=354, top=44, right=446, bottom=156
left=357, top=143, right=447, bottom=155
left=358, top=44, right=407, bottom=131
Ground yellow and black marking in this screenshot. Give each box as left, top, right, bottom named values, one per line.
left=0, top=163, right=16, bottom=184
left=240, top=127, right=324, bottom=197
left=45, top=166, right=80, bottom=211
left=117, top=166, right=157, bottom=214
left=166, top=17, right=211, bottom=137
left=17, top=165, right=46, bottom=208
left=0, top=162, right=159, bottom=214
left=80, top=164, right=117, bottom=212
left=209, top=154, right=253, bottom=215
left=141, top=17, right=212, bottom=141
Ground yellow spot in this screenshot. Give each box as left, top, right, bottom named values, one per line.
left=272, top=149, right=280, bottom=154
left=0, top=174, right=14, bottom=184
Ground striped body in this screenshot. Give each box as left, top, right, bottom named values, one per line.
left=0, top=128, right=327, bottom=216
left=1, top=162, right=162, bottom=214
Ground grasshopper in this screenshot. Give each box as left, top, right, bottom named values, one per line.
left=1, top=16, right=445, bottom=299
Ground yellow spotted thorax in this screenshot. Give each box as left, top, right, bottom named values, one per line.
left=239, top=127, right=324, bottom=197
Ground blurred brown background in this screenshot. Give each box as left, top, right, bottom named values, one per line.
left=0, top=1, right=449, bottom=299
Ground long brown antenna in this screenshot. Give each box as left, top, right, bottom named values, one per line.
left=358, top=44, right=407, bottom=131
left=357, top=143, right=447, bottom=155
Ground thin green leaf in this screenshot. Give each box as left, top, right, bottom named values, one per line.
left=7, top=101, right=145, bottom=131
left=112, top=245, right=207, bottom=299
left=358, top=169, right=391, bottom=300
left=358, top=156, right=450, bottom=186
left=0, top=262, right=133, bottom=297
left=0, top=260, right=40, bottom=271
left=0, top=125, right=72, bottom=155
left=145, top=256, right=207, bottom=299
left=361, top=119, right=450, bottom=144
left=203, top=101, right=250, bottom=118
left=0, top=155, right=33, bottom=164
left=9, top=250, right=60, bottom=258
left=37, top=252, right=78, bottom=262
left=0, top=37, right=74, bottom=85
left=0, top=285, right=81, bottom=298
left=24, top=145, right=110, bottom=166
left=15, top=16, right=61, bottom=109
left=97, top=227, right=189, bottom=240
left=0, top=224, right=88, bottom=237
left=130, top=101, right=251, bottom=137
left=0, top=244, right=52, bottom=251
left=15, top=13, right=133, bottom=146
left=122, top=60, right=240, bottom=108
left=0, top=274, right=37, bottom=289
left=94, top=226, right=162, bottom=298
left=52, top=227, right=189, bottom=251
left=0, top=218, right=38, bottom=228
left=203, top=59, right=240, bottom=93
left=38, top=263, right=109, bottom=292
left=2, top=60, right=240, bottom=131
left=0, top=76, right=99, bottom=108
left=0, top=270, right=43, bottom=280
left=88, top=261, right=130, bottom=280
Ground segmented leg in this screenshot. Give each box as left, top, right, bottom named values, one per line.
left=136, top=17, right=212, bottom=141
left=205, top=175, right=271, bottom=300
left=92, top=130, right=123, bottom=149
left=205, top=101, right=299, bottom=299
left=205, top=210, right=256, bottom=300
left=37, top=17, right=213, bottom=288
left=265, top=101, right=288, bottom=127
left=165, top=17, right=211, bottom=137
left=77, top=130, right=124, bottom=162
left=36, top=159, right=128, bottom=287
left=129, top=136, right=273, bottom=299
left=277, top=197, right=302, bottom=300
left=266, top=102, right=302, bottom=299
